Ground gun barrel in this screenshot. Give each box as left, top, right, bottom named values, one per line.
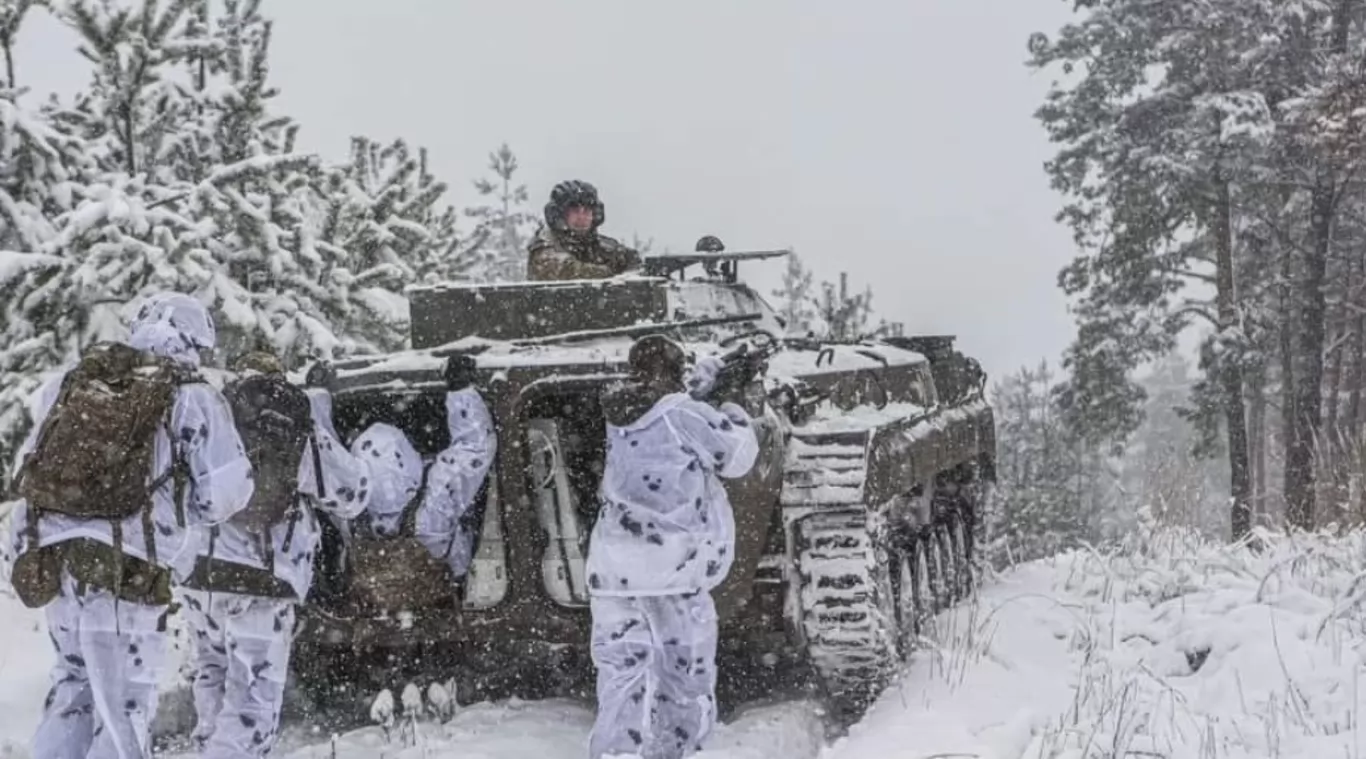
left=641, top=249, right=791, bottom=276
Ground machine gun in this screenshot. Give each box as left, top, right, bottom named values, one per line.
left=691, top=330, right=783, bottom=409
left=687, top=328, right=834, bottom=422
left=642, top=235, right=791, bottom=283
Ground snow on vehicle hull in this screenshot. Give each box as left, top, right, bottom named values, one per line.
left=291, top=272, right=997, bottom=725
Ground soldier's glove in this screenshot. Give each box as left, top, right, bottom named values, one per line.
left=444, top=354, right=478, bottom=392
left=709, top=364, right=752, bottom=408
left=686, top=356, right=726, bottom=400
left=304, top=360, right=337, bottom=390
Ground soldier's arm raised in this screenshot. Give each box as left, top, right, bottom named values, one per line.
left=175, top=384, right=255, bottom=526
left=301, top=388, right=371, bottom=519
left=428, top=388, right=498, bottom=507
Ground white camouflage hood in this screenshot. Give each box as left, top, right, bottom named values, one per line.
left=127, top=292, right=216, bottom=365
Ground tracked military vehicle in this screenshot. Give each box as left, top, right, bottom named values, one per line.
left=291, top=242, right=996, bottom=723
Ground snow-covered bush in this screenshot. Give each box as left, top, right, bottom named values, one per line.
left=1036, top=522, right=1366, bottom=759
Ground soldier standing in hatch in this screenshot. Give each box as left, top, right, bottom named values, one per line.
left=527, top=180, right=642, bottom=281
left=528, top=180, right=643, bottom=510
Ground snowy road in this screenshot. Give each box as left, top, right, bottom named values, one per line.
left=8, top=526, right=1366, bottom=758
left=217, top=698, right=826, bottom=759
left=160, top=563, right=1084, bottom=759
left=0, top=560, right=1082, bottom=759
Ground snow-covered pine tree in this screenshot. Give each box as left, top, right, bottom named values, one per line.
left=15, top=0, right=224, bottom=338
left=0, top=0, right=218, bottom=477
left=771, top=252, right=816, bottom=336
left=56, top=0, right=207, bottom=178
left=168, top=0, right=353, bottom=364
left=0, top=86, right=92, bottom=479
left=1029, top=0, right=1293, bottom=537
left=986, top=360, right=1093, bottom=564
left=461, top=142, right=536, bottom=282
left=168, top=1, right=456, bottom=363
left=815, top=271, right=889, bottom=341
left=35, top=0, right=324, bottom=365
left=0, top=0, right=476, bottom=464
left=310, top=136, right=464, bottom=353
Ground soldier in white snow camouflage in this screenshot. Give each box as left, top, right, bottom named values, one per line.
left=178, top=352, right=372, bottom=759
left=8, top=292, right=254, bottom=759
left=587, top=336, right=759, bottom=759
left=349, top=377, right=497, bottom=581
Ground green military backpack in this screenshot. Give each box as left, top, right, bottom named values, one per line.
left=9, top=342, right=198, bottom=607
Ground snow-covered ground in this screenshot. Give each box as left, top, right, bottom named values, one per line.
left=6, top=517, right=1366, bottom=758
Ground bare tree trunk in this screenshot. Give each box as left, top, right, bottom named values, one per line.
left=0, top=0, right=29, bottom=90
left=1284, top=0, right=1357, bottom=530
left=1324, top=295, right=1347, bottom=524
left=1249, top=377, right=1268, bottom=526
left=1350, top=263, right=1365, bottom=431
left=1354, top=253, right=1366, bottom=522
left=2, top=33, right=13, bottom=89
left=1215, top=179, right=1252, bottom=541
left=1326, top=319, right=1345, bottom=435
left=1280, top=238, right=1298, bottom=528
left=1287, top=178, right=1332, bottom=530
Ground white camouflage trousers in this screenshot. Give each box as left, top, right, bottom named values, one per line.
left=588, top=593, right=719, bottom=759
left=32, top=571, right=167, bottom=759
left=181, top=589, right=296, bottom=759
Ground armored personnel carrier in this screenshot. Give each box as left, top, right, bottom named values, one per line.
left=291, top=242, right=996, bottom=723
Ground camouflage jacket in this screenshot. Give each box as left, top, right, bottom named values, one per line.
left=526, top=225, right=641, bottom=281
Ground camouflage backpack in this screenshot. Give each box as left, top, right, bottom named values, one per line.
left=220, top=371, right=319, bottom=567
left=349, top=463, right=459, bottom=612
left=10, top=342, right=199, bottom=607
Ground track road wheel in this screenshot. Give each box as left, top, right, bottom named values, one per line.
left=796, top=511, right=901, bottom=723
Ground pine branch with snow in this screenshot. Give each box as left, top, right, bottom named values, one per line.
left=306, top=136, right=461, bottom=351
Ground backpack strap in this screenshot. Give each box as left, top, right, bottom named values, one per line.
left=397, top=463, right=432, bottom=539
left=278, top=434, right=325, bottom=567
left=22, top=501, right=41, bottom=557
left=311, top=433, right=326, bottom=500
left=110, top=518, right=124, bottom=632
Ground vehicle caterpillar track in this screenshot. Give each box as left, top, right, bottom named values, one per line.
left=781, top=408, right=987, bottom=720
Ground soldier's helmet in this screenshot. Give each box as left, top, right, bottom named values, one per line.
left=546, top=180, right=605, bottom=235
left=628, top=334, right=687, bottom=387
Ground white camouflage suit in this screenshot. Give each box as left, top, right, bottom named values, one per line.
left=8, top=293, right=255, bottom=759
left=182, top=383, right=372, bottom=759
left=586, top=359, right=759, bottom=759
left=350, top=388, right=497, bottom=579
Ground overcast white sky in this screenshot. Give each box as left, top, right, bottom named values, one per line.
left=14, top=0, right=1078, bottom=379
